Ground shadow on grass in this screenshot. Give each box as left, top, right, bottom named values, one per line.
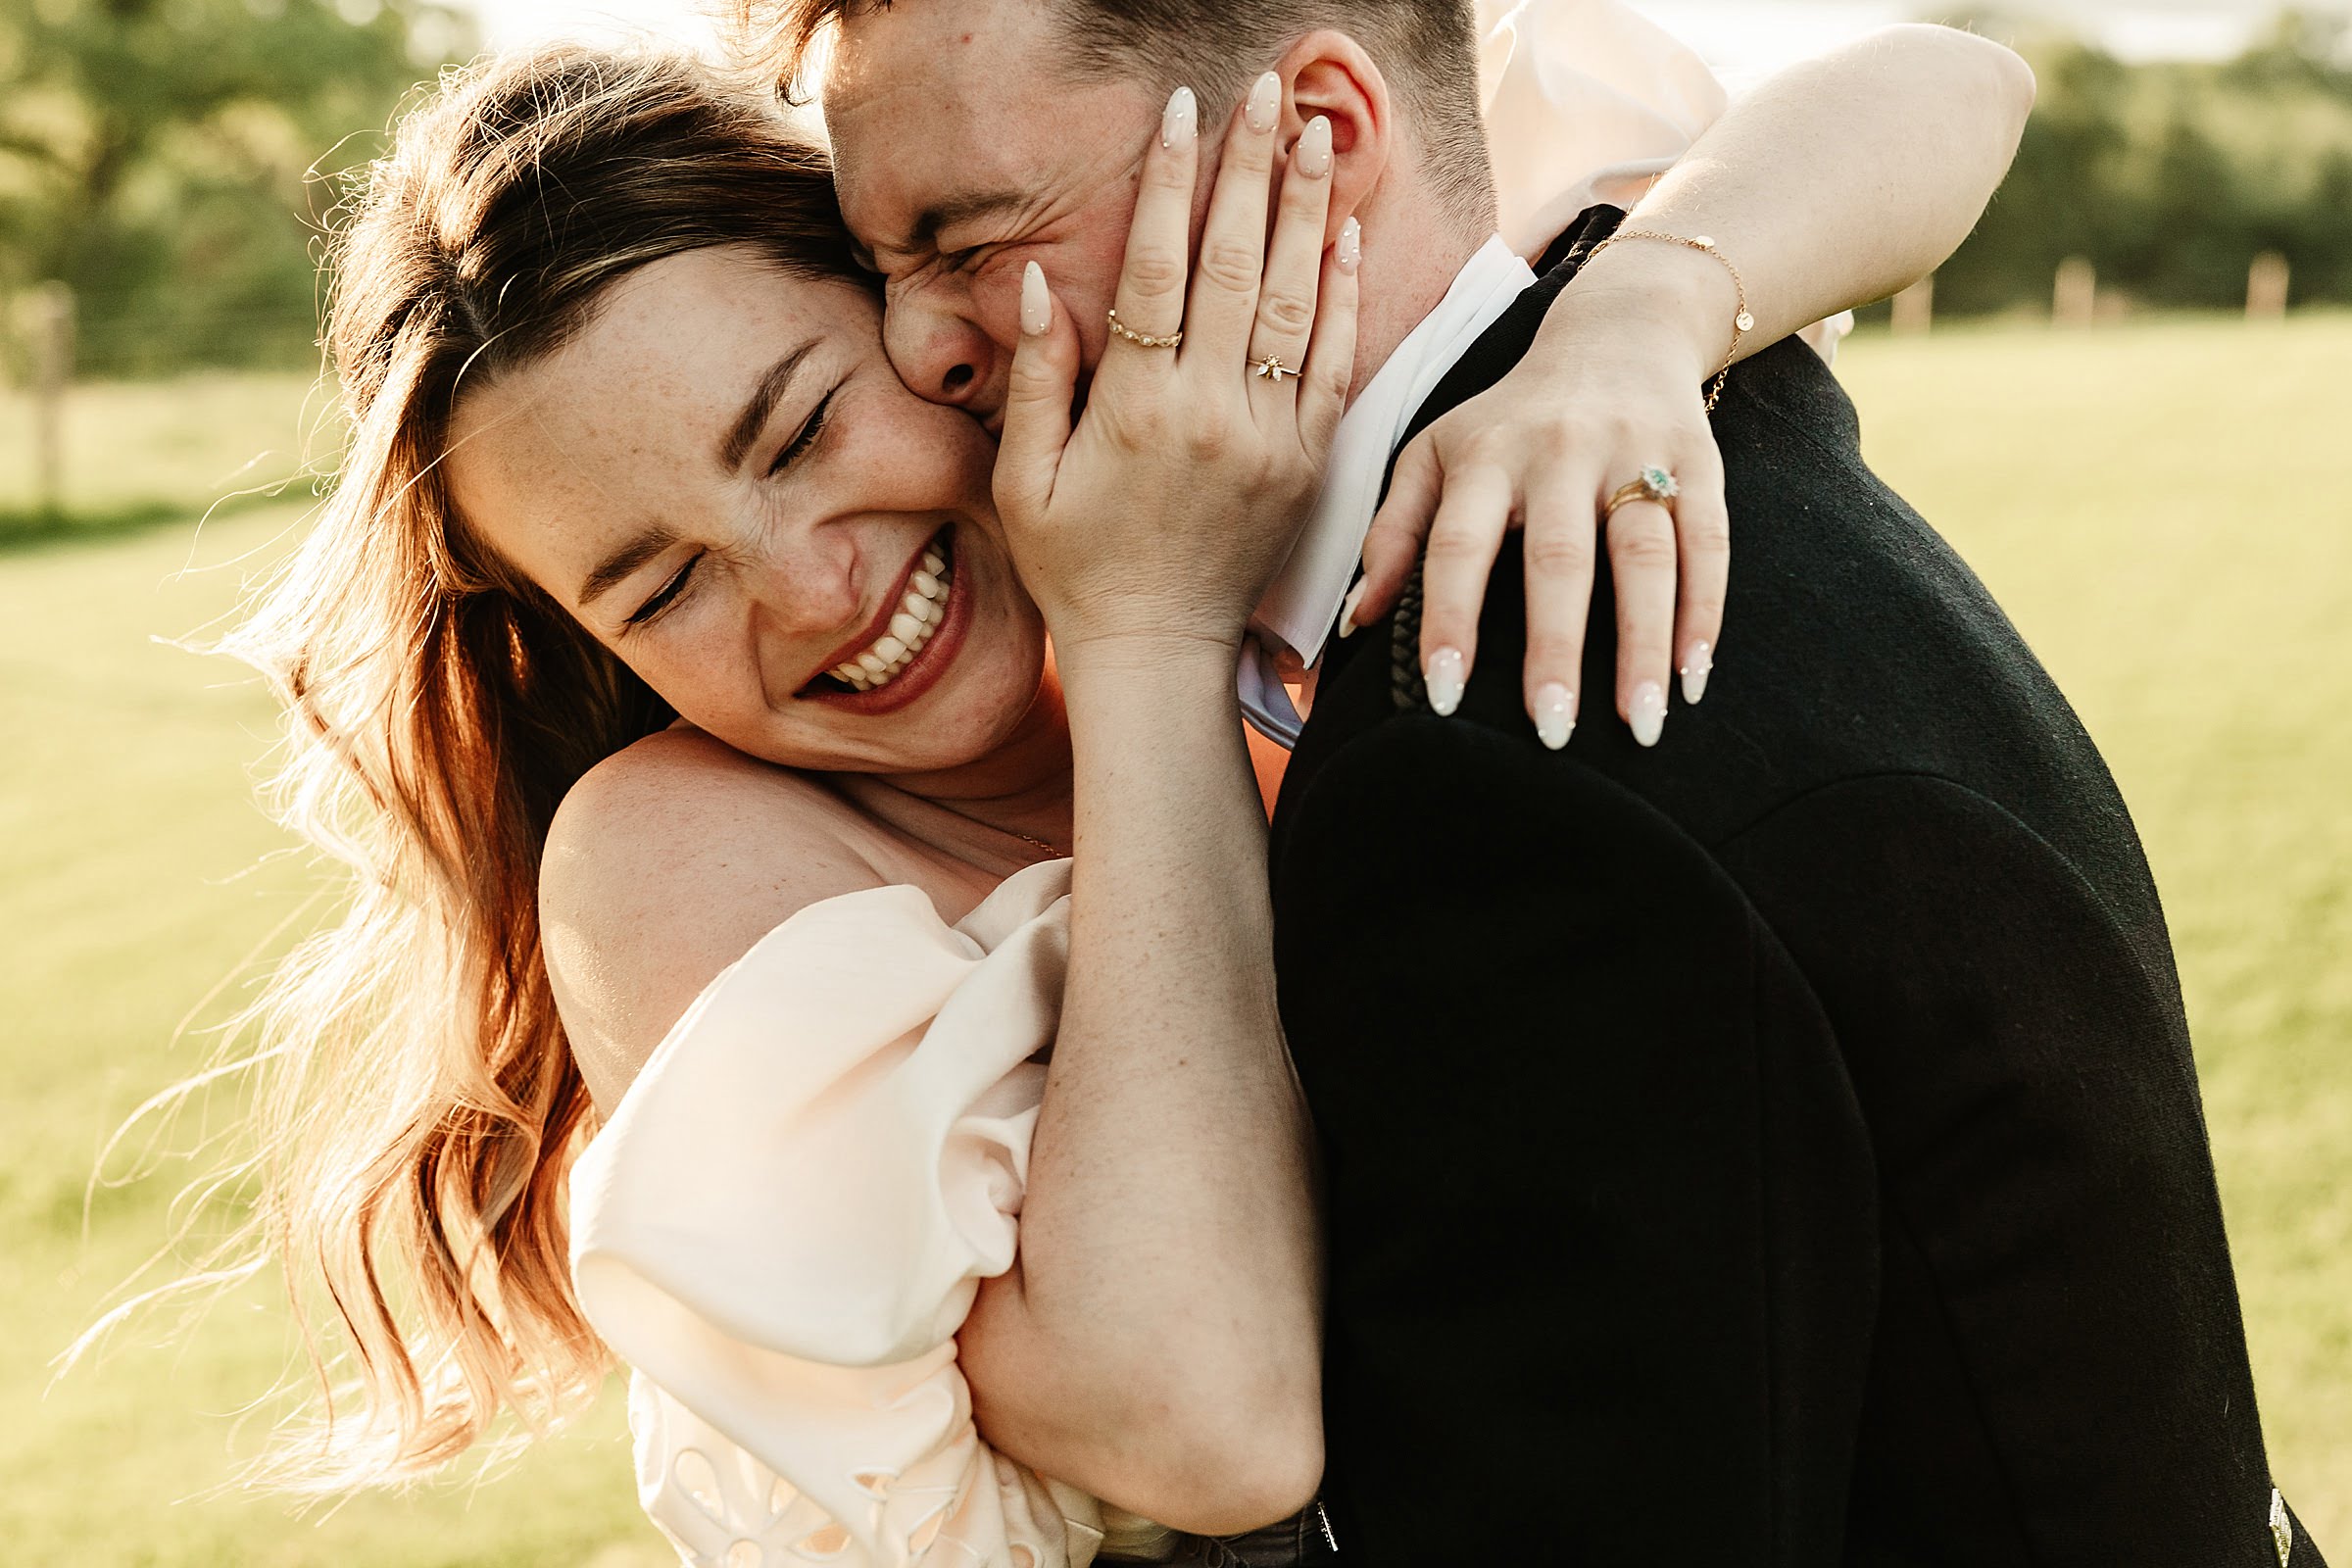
left=0, top=489, right=297, bottom=558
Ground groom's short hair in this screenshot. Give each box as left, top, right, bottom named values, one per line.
left=750, top=0, right=1494, bottom=223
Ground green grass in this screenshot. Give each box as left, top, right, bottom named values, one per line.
left=5, top=317, right=2348, bottom=1561
left=0, top=373, right=328, bottom=550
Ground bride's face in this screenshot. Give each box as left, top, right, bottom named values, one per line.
left=445, top=245, right=1049, bottom=775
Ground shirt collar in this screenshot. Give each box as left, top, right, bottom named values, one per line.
left=1239, top=234, right=1539, bottom=745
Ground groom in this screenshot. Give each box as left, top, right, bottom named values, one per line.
left=769, top=1, right=2320, bottom=1563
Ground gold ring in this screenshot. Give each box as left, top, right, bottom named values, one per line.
left=1605, top=465, right=1681, bottom=520
left=1251, top=354, right=1300, bottom=385
left=1106, top=308, right=1182, bottom=350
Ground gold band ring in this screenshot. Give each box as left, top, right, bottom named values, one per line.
left=1106, top=308, right=1182, bottom=350
left=1605, top=466, right=1682, bottom=520
left=1251, top=354, right=1301, bottom=385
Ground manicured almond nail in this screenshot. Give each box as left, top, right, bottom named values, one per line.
left=1425, top=647, right=1466, bottom=716
left=1336, top=579, right=1367, bottom=639
left=1336, top=216, right=1361, bottom=271
left=1020, top=262, right=1051, bottom=336
left=1297, top=115, right=1332, bottom=177
left=1246, top=71, right=1282, bottom=134
left=1161, top=85, right=1197, bottom=150
left=1535, top=683, right=1577, bottom=751
left=1681, top=641, right=1714, bottom=705
left=1631, top=680, right=1667, bottom=748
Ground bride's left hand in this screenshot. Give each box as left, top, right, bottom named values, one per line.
left=1348, top=282, right=1733, bottom=750
left=991, top=78, right=1358, bottom=663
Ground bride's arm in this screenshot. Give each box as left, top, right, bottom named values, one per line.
left=954, top=93, right=1353, bottom=1537
left=1583, top=24, right=2034, bottom=374
left=1356, top=24, right=2034, bottom=746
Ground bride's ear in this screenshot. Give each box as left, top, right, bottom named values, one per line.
left=1275, top=29, right=1391, bottom=242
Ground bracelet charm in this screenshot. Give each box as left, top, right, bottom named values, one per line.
left=1587, top=228, right=1754, bottom=414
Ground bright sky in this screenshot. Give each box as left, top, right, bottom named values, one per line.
left=459, top=0, right=2329, bottom=73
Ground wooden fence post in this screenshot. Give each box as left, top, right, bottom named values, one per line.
left=2248, top=253, right=2290, bottom=320
left=1891, top=274, right=1935, bottom=337
left=2054, top=258, right=2097, bottom=327
left=27, top=282, right=75, bottom=514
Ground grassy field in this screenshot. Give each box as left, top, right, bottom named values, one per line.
left=5, top=317, right=2348, bottom=1561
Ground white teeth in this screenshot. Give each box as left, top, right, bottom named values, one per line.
left=823, top=541, right=954, bottom=695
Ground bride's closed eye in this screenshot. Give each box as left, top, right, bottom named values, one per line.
left=628, top=555, right=701, bottom=627
left=624, top=386, right=842, bottom=629
left=768, top=385, right=838, bottom=478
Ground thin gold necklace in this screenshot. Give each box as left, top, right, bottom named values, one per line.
left=937, top=800, right=1067, bottom=860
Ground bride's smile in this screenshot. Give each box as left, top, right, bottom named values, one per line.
left=444, top=244, right=1050, bottom=776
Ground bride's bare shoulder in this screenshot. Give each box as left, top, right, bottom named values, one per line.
left=541, top=726, right=884, bottom=1111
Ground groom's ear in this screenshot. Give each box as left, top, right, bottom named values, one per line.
left=1274, top=29, right=1392, bottom=244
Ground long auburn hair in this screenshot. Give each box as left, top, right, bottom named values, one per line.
left=79, top=45, right=862, bottom=1488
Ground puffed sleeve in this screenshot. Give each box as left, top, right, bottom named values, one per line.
left=568, top=858, right=1144, bottom=1568
left=1478, top=0, right=1854, bottom=362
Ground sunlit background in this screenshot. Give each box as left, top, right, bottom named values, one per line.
left=466, top=0, right=2352, bottom=67
left=4, top=1, right=2348, bottom=1563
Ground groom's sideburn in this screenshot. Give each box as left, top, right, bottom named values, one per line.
left=1268, top=207, right=2324, bottom=1568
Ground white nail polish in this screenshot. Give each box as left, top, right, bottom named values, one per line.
left=1020, top=262, right=1051, bottom=336
left=1246, top=71, right=1282, bottom=134
left=1426, top=647, right=1466, bottom=716
left=1631, top=680, right=1667, bottom=748
left=1535, top=683, right=1577, bottom=751
left=1681, top=642, right=1714, bottom=705
left=1297, top=115, right=1332, bottom=177
left=1337, top=216, right=1361, bottom=271
left=1161, top=85, right=1197, bottom=150
left=1336, top=579, right=1367, bottom=639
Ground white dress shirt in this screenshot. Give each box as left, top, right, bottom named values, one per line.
left=1238, top=236, right=1537, bottom=745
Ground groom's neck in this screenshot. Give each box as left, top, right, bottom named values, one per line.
left=1345, top=175, right=1496, bottom=403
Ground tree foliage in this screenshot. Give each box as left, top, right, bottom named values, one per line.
left=5, top=4, right=2351, bottom=377
left=0, top=0, right=468, bottom=376
left=1934, top=9, right=2352, bottom=316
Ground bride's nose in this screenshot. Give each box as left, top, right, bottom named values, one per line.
left=745, top=530, right=860, bottom=639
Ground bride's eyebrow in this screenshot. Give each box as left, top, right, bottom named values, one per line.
left=578, top=526, right=680, bottom=611
left=718, top=341, right=821, bottom=472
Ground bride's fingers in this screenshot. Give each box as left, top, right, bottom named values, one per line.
left=1671, top=440, right=1731, bottom=706
left=1351, top=427, right=1441, bottom=633
left=1295, top=218, right=1359, bottom=459
left=1180, top=70, right=1283, bottom=367
left=1105, top=85, right=1200, bottom=363
left=994, top=263, right=1082, bottom=521
left=1246, top=115, right=1336, bottom=411
left=1607, top=490, right=1680, bottom=748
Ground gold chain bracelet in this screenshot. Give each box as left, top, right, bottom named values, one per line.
left=1585, top=229, right=1757, bottom=413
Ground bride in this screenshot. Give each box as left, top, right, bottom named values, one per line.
left=181, top=4, right=2029, bottom=1564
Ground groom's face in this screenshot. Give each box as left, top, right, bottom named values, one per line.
left=823, top=0, right=1207, bottom=428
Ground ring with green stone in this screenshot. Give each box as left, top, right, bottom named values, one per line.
left=1605, top=466, right=1681, bottom=520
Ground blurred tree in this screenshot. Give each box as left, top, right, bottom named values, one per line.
left=1907, top=10, right=2352, bottom=318
left=0, top=0, right=469, bottom=376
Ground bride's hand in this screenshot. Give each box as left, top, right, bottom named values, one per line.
left=993, top=77, right=1359, bottom=659
left=1348, top=273, right=1734, bottom=749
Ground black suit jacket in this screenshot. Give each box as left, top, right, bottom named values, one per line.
left=1269, top=211, right=2322, bottom=1567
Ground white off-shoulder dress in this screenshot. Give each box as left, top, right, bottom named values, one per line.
left=568, top=8, right=1850, bottom=1565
